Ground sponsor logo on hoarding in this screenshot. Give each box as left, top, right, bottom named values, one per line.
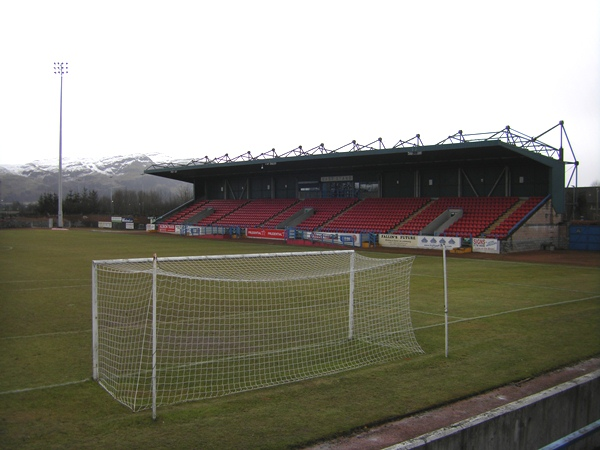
left=379, top=234, right=419, bottom=248
left=472, top=238, right=500, bottom=254
left=158, top=224, right=176, bottom=233
left=247, top=228, right=285, bottom=240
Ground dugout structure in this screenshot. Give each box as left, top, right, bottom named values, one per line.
left=92, top=250, right=423, bottom=416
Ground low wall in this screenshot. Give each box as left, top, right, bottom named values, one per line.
left=502, top=200, right=562, bottom=253
left=389, top=369, right=600, bottom=450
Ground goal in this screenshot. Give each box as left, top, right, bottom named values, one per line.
left=92, top=250, right=423, bottom=415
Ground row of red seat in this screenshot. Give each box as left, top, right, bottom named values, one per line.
left=321, top=197, right=429, bottom=234
left=195, top=200, right=249, bottom=226
left=486, top=197, right=544, bottom=239
left=160, top=197, right=544, bottom=238
left=442, top=198, right=519, bottom=237
left=166, top=200, right=209, bottom=225
left=396, top=197, right=519, bottom=236
left=214, top=198, right=298, bottom=228
left=294, top=198, right=359, bottom=230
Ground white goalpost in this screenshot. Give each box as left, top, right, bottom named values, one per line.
left=92, top=250, right=423, bottom=415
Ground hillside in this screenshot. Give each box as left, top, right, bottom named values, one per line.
left=0, top=154, right=191, bottom=204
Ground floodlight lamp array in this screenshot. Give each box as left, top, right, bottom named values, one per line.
left=53, top=62, right=68, bottom=76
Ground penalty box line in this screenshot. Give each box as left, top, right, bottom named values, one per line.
left=413, top=294, right=600, bottom=331
left=0, top=379, right=90, bottom=396
left=0, top=329, right=91, bottom=340
left=412, top=309, right=464, bottom=320
left=413, top=273, right=599, bottom=295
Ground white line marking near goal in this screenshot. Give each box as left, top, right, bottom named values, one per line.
left=413, top=273, right=599, bottom=294
left=3, top=284, right=89, bottom=292
left=0, top=329, right=91, bottom=340
left=412, top=309, right=465, bottom=320
left=413, top=295, right=600, bottom=331
left=413, top=255, right=600, bottom=270
left=0, top=379, right=90, bottom=395
left=0, top=278, right=89, bottom=283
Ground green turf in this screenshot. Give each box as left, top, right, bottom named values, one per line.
left=0, top=228, right=599, bottom=449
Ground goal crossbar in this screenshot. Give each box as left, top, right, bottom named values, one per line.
left=92, top=250, right=423, bottom=414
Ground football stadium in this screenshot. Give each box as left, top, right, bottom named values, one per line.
left=144, top=121, right=592, bottom=253
left=1, top=121, right=599, bottom=449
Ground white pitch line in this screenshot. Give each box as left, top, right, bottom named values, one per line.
left=413, top=295, right=600, bottom=331
left=0, top=329, right=91, bottom=340
left=412, top=309, right=465, bottom=320
left=3, top=284, right=89, bottom=292
left=0, top=379, right=90, bottom=395
left=412, top=273, right=600, bottom=294
left=0, top=278, right=89, bottom=284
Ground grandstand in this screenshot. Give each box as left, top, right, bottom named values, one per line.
left=145, top=122, right=579, bottom=252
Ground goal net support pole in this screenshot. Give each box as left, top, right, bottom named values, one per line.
left=92, top=263, right=99, bottom=381
left=348, top=250, right=355, bottom=340
left=151, top=254, right=158, bottom=421
left=92, top=250, right=424, bottom=413
left=442, top=244, right=449, bottom=358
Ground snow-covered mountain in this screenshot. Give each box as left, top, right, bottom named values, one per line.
left=0, top=153, right=192, bottom=204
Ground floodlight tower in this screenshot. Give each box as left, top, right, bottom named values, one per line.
left=54, top=62, right=68, bottom=228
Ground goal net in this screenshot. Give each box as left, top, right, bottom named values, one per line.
left=92, top=250, right=423, bottom=413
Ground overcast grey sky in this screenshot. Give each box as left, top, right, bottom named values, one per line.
left=1, top=1, right=598, bottom=185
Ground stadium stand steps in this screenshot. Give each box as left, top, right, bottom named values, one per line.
left=439, top=197, right=518, bottom=238
left=485, top=196, right=545, bottom=239
left=193, top=200, right=250, bottom=226
left=161, top=200, right=209, bottom=225
left=184, top=206, right=214, bottom=224
left=262, top=198, right=359, bottom=231
left=389, top=200, right=433, bottom=234
left=393, top=197, right=519, bottom=238
left=213, top=198, right=298, bottom=228
left=320, top=197, right=431, bottom=234
left=274, top=207, right=313, bottom=229
left=482, top=198, right=527, bottom=235
left=295, top=198, right=359, bottom=231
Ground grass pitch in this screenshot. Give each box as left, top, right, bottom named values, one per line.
left=0, top=228, right=599, bottom=449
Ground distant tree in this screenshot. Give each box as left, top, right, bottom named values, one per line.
left=63, top=190, right=81, bottom=214
left=137, top=190, right=163, bottom=216
left=97, top=195, right=111, bottom=215
left=10, top=201, right=23, bottom=213
left=80, top=188, right=100, bottom=214
left=60, top=188, right=102, bottom=215
left=35, top=187, right=192, bottom=218
left=111, top=189, right=140, bottom=216
left=24, top=202, right=39, bottom=215
left=174, top=185, right=193, bottom=205
left=37, top=193, right=58, bottom=215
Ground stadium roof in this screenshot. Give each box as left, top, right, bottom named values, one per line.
left=145, top=121, right=577, bottom=184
